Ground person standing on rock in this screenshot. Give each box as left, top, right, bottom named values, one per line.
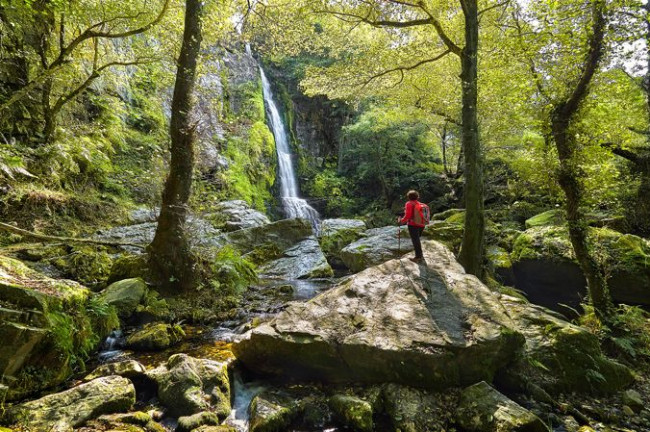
left=398, top=190, right=429, bottom=263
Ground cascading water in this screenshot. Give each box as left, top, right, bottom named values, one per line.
left=260, top=67, right=321, bottom=232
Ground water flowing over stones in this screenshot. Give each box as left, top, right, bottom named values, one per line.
left=259, top=67, right=320, bottom=232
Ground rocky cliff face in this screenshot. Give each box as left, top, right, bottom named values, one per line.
left=263, top=65, right=350, bottom=170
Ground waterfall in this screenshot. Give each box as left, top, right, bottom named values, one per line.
left=259, top=67, right=321, bottom=232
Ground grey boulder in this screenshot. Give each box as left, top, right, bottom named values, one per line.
left=234, top=240, right=524, bottom=388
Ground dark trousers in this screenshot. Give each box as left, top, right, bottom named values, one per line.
left=408, top=225, right=424, bottom=258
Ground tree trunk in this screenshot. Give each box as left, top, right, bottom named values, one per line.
left=551, top=0, right=610, bottom=315
left=457, top=0, right=485, bottom=278
left=148, top=0, right=203, bottom=292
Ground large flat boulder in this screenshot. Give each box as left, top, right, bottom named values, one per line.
left=7, top=375, right=135, bottom=429
left=209, top=200, right=270, bottom=232
left=511, top=226, right=650, bottom=310
left=233, top=241, right=524, bottom=389
left=218, top=218, right=313, bottom=255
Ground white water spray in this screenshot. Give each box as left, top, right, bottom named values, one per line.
left=260, top=67, right=320, bottom=231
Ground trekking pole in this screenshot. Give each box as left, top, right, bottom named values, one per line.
left=397, top=222, right=401, bottom=252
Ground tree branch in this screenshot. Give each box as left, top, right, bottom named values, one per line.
left=362, top=50, right=452, bottom=87
left=601, top=142, right=642, bottom=164
left=0, top=222, right=145, bottom=249
left=0, top=0, right=170, bottom=115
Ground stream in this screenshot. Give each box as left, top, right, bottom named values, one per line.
left=95, top=277, right=337, bottom=432
left=94, top=65, right=335, bottom=431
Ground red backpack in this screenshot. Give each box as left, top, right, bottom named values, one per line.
left=411, top=201, right=430, bottom=226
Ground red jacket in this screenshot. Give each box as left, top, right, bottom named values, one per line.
left=400, top=200, right=425, bottom=227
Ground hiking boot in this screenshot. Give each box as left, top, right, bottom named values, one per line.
left=409, top=257, right=423, bottom=263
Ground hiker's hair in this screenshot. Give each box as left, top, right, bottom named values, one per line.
left=407, top=190, right=419, bottom=200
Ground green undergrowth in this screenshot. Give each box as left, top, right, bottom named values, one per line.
left=195, top=79, right=277, bottom=213
left=581, top=304, right=650, bottom=364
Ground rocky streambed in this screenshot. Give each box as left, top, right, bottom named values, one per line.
left=2, top=205, right=650, bottom=431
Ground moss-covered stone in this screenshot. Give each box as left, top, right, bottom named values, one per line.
left=318, top=219, right=367, bottom=268
left=0, top=255, right=116, bottom=401
left=525, top=209, right=565, bottom=229
left=497, top=295, right=634, bottom=395
left=486, top=245, right=515, bottom=286
left=381, top=383, right=459, bottom=432
left=177, top=411, right=220, bottom=432
left=7, top=376, right=135, bottom=429
left=511, top=226, right=650, bottom=306
left=422, top=220, right=464, bottom=251
left=125, top=323, right=184, bottom=351
left=102, top=278, right=147, bottom=319
left=108, top=254, right=149, bottom=284
left=249, top=391, right=299, bottom=432
left=457, top=381, right=549, bottom=432
left=329, top=394, right=373, bottom=432
left=147, top=354, right=231, bottom=418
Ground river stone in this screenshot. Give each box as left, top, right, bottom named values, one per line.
left=381, top=383, right=459, bottom=432
left=211, top=200, right=270, bottom=231
left=339, top=226, right=412, bottom=273
left=234, top=240, right=524, bottom=388
left=8, top=375, right=135, bottom=429
left=329, top=394, right=373, bottom=432
left=102, top=278, right=147, bottom=318
left=177, top=411, right=220, bottom=432
left=97, top=216, right=221, bottom=252
left=511, top=226, right=650, bottom=311
left=249, top=391, right=300, bottom=432
left=147, top=354, right=231, bottom=418
left=216, top=218, right=314, bottom=255
left=457, top=381, right=549, bottom=432
left=318, top=219, right=367, bottom=268
left=623, top=389, right=644, bottom=413
left=497, top=295, right=633, bottom=395
left=84, top=360, right=147, bottom=382
left=125, top=323, right=185, bottom=351
left=258, top=237, right=333, bottom=279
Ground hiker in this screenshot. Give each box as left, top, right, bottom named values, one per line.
left=398, top=190, right=429, bottom=263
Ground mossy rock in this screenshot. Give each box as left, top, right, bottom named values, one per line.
left=177, top=411, right=220, bottom=432
left=497, top=295, right=634, bottom=395
left=147, top=354, right=231, bottom=418
left=0, top=256, right=116, bottom=401
left=102, top=278, right=147, bottom=319
left=7, top=375, right=136, bottom=429
left=511, top=226, right=650, bottom=307
left=125, top=323, right=184, bottom=351
left=249, top=391, right=300, bottom=432
left=431, top=208, right=465, bottom=221
left=525, top=209, right=565, bottom=229
left=329, top=394, right=373, bottom=432
left=486, top=245, right=515, bottom=287
left=422, top=220, right=464, bottom=251
left=457, top=381, right=549, bottom=432
left=381, top=383, right=459, bottom=432
left=108, top=254, right=149, bottom=284
left=318, top=219, right=367, bottom=268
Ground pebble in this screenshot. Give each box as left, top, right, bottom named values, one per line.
left=622, top=405, right=635, bottom=416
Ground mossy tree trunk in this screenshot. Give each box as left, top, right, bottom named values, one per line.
left=551, top=0, right=611, bottom=315
left=457, top=0, right=485, bottom=278
left=148, top=0, right=203, bottom=292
